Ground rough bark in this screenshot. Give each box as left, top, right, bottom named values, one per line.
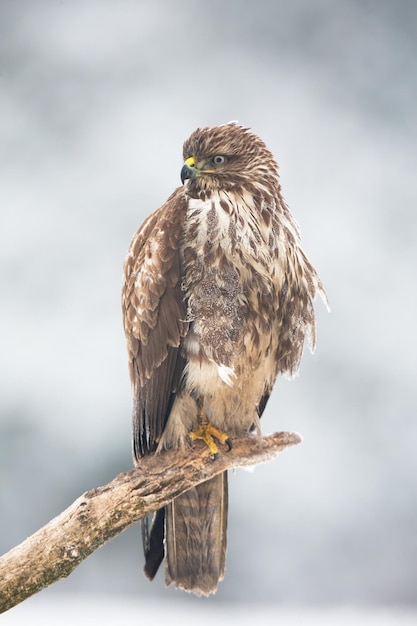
left=0, top=431, right=301, bottom=613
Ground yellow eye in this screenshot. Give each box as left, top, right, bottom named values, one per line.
left=212, top=155, right=226, bottom=165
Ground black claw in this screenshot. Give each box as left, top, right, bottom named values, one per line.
left=225, top=438, right=232, bottom=451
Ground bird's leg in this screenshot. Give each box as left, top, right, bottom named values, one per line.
left=189, top=404, right=232, bottom=459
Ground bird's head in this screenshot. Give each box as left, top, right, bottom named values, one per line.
left=181, top=122, right=280, bottom=195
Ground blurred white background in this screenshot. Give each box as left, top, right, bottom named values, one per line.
left=1, top=0, right=416, bottom=621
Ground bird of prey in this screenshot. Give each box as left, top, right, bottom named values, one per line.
left=122, top=122, right=326, bottom=596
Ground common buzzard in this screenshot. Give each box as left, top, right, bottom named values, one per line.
left=122, top=122, right=326, bottom=595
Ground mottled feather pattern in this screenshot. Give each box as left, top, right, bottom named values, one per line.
left=122, top=122, right=326, bottom=595
left=122, top=192, right=188, bottom=389
left=122, top=192, right=189, bottom=456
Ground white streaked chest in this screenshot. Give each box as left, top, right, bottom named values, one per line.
left=184, top=190, right=287, bottom=286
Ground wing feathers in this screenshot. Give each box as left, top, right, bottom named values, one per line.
left=122, top=188, right=189, bottom=457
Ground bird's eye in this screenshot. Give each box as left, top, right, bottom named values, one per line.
left=212, top=155, right=226, bottom=165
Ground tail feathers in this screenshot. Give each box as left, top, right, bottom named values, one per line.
left=165, top=472, right=228, bottom=596
left=143, top=508, right=165, bottom=581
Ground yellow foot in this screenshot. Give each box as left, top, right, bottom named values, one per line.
left=189, top=418, right=232, bottom=459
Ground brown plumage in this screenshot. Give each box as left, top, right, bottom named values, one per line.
left=122, top=122, right=326, bottom=596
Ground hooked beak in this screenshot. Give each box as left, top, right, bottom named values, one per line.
left=181, top=156, right=198, bottom=184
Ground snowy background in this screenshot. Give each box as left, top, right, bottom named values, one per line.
left=1, top=0, right=416, bottom=621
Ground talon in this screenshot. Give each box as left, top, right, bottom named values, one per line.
left=189, top=410, right=231, bottom=458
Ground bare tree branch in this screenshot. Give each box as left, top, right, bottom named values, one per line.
left=0, top=431, right=301, bottom=613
